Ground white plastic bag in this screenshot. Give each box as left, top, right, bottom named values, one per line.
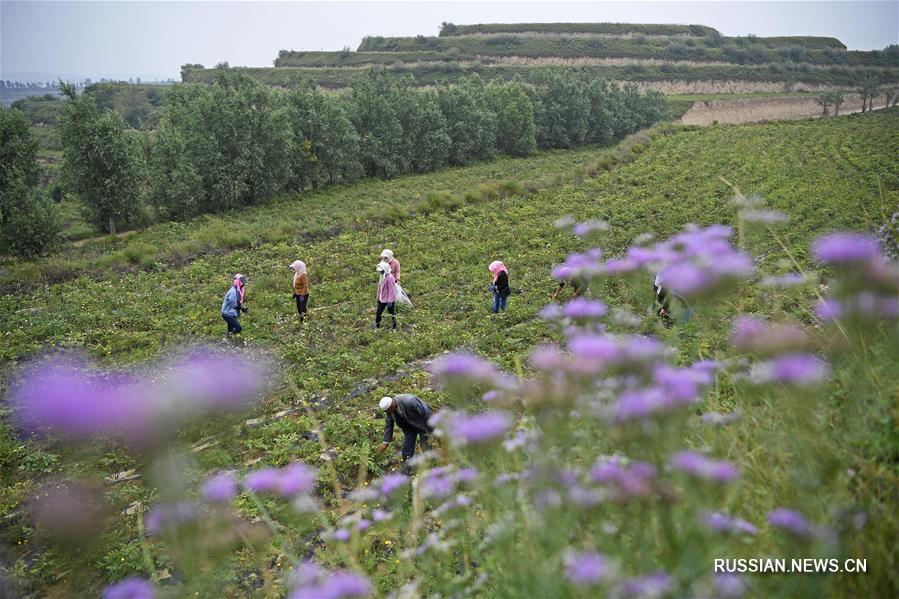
left=395, top=283, right=413, bottom=308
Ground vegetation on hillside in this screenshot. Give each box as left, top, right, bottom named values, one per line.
left=0, top=110, right=896, bottom=597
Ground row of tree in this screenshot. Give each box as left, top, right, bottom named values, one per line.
left=2, top=71, right=667, bottom=254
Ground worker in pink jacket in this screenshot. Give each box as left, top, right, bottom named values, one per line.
left=374, top=261, right=398, bottom=330
left=380, top=248, right=401, bottom=282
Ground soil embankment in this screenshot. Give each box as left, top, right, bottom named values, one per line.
left=679, top=94, right=893, bottom=125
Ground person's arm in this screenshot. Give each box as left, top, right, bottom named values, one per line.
left=382, top=412, right=394, bottom=444
left=223, top=288, right=237, bottom=313
left=394, top=260, right=400, bottom=282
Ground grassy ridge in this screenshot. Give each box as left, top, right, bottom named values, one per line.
left=357, top=35, right=887, bottom=66
left=1, top=111, right=896, bottom=594
left=440, top=22, right=719, bottom=38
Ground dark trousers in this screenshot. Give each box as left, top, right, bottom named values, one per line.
left=295, top=294, right=308, bottom=318
left=375, top=301, right=396, bottom=328
left=222, top=314, right=242, bottom=334
left=492, top=293, right=508, bottom=313
left=401, top=428, right=431, bottom=461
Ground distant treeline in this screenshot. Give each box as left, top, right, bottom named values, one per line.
left=183, top=63, right=899, bottom=91
left=41, top=70, right=666, bottom=241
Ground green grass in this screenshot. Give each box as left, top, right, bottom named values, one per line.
left=1, top=110, right=896, bottom=595
left=0, top=144, right=628, bottom=293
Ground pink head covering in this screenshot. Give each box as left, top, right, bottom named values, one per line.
left=233, top=274, right=246, bottom=303
left=290, top=260, right=306, bottom=285
left=488, top=261, right=508, bottom=283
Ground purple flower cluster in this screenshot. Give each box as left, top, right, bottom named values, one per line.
left=102, top=577, right=156, bottom=599
left=816, top=293, right=899, bottom=322
left=813, top=233, right=882, bottom=265
left=767, top=508, right=820, bottom=539
left=447, top=411, right=512, bottom=445
left=730, top=316, right=811, bottom=355
left=200, top=471, right=238, bottom=503
left=669, top=451, right=740, bottom=483
left=288, top=561, right=372, bottom=599
left=430, top=352, right=500, bottom=389
left=10, top=348, right=268, bottom=441
left=701, top=411, right=742, bottom=427
left=566, top=333, right=666, bottom=376
left=700, top=511, right=758, bottom=536
left=612, top=361, right=715, bottom=423
left=593, top=225, right=754, bottom=298
left=552, top=248, right=604, bottom=281
left=749, top=353, right=829, bottom=387
left=421, top=466, right=477, bottom=500
left=244, top=463, right=317, bottom=497
left=145, top=501, right=202, bottom=536
left=564, top=551, right=610, bottom=586
left=591, top=457, right=656, bottom=500
left=611, top=572, right=673, bottom=599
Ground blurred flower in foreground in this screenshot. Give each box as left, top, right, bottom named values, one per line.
left=447, top=411, right=512, bottom=446
left=200, top=471, right=238, bottom=503
left=10, top=347, right=270, bottom=443
left=748, top=353, right=829, bottom=387
left=767, top=508, right=825, bottom=540
left=288, top=561, right=372, bottom=599
left=244, top=463, right=317, bottom=498
left=102, top=577, right=156, bottom=599
left=430, top=352, right=501, bottom=391
left=30, top=479, right=107, bottom=543
left=700, top=511, right=757, bottom=536
left=669, top=451, right=740, bottom=483
left=564, top=551, right=610, bottom=586
left=612, top=572, right=673, bottom=599
left=812, top=233, right=882, bottom=266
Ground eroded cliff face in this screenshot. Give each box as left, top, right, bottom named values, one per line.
left=620, top=80, right=845, bottom=94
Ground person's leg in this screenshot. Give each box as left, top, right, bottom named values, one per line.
left=297, top=294, right=308, bottom=321
left=375, top=301, right=386, bottom=328
left=387, top=302, right=396, bottom=329
left=500, top=295, right=508, bottom=311
left=223, top=314, right=241, bottom=334
left=492, top=293, right=500, bottom=313
left=401, top=430, right=417, bottom=461
left=418, top=433, right=431, bottom=453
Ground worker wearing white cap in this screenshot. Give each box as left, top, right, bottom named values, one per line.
left=378, top=394, right=433, bottom=471
left=379, top=248, right=400, bottom=283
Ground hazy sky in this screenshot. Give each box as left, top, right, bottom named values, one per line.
left=2, top=1, right=897, bottom=81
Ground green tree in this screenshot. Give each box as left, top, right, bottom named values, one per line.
left=532, top=72, right=590, bottom=149
left=156, top=72, right=292, bottom=215
left=486, top=81, right=537, bottom=157
left=400, top=89, right=451, bottom=173
left=348, top=71, right=409, bottom=178
left=438, top=75, right=497, bottom=165
left=58, top=84, right=145, bottom=234
left=0, top=107, right=59, bottom=255
left=285, top=90, right=361, bottom=188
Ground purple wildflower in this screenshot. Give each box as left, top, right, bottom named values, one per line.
left=538, top=304, right=563, bottom=321
left=200, top=471, right=238, bottom=503
left=715, top=574, right=747, bottom=598
left=372, top=508, right=392, bottom=522
left=145, top=501, right=201, bottom=536
left=565, top=551, right=609, bottom=586
left=591, top=458, right=656, bottom=500
left=669, top=451, right=740, bottom=483
left=102, top=577, right=156, bottom=599
left=376, top=473, right=408, bottom=498
left=332, top=528, right=351, bottom=542
left=768, top=508, right=814, bottom=538
left=288, top=562, right=372, bottom=599
left=752, top=353, right=829, bottom=387
left=450, top=411, right=512, bottom=445
left=553, top=249, right=604, bottom=280
left=815, top=298, right=842, bottom=321
left=730, top=316, right=810, bottom=355
left=421, top=467, right=477, bottom=500
left=700, top=511, right=757, bottom=536
left=562, top=298, right=609, bottom=320
left=612, top=572, right=673, bottom=598
left=614, top=387, right=672, bottom=422
left=162, top=349, right=268, bottom=412
left=357, top=519, right=371, bottom=532
left=813, top=233, right=882, bottom=265
left=244, top=463, right=317, bottom=497
left=431, top=352, right=499, bottom=387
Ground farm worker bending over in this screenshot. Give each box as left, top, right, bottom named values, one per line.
left=289, top=260, right=309, bottom=322
left=488, top=260, right=511, bottom=313
left=380, top=248, right=400, bottom=282
left=222, top=273, right=248, bottom=334
left=374, top=261, right=398, bottom=330
left=378, top=395, right=434, bottom=473
left=653, top=273, right=692, bottom=325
